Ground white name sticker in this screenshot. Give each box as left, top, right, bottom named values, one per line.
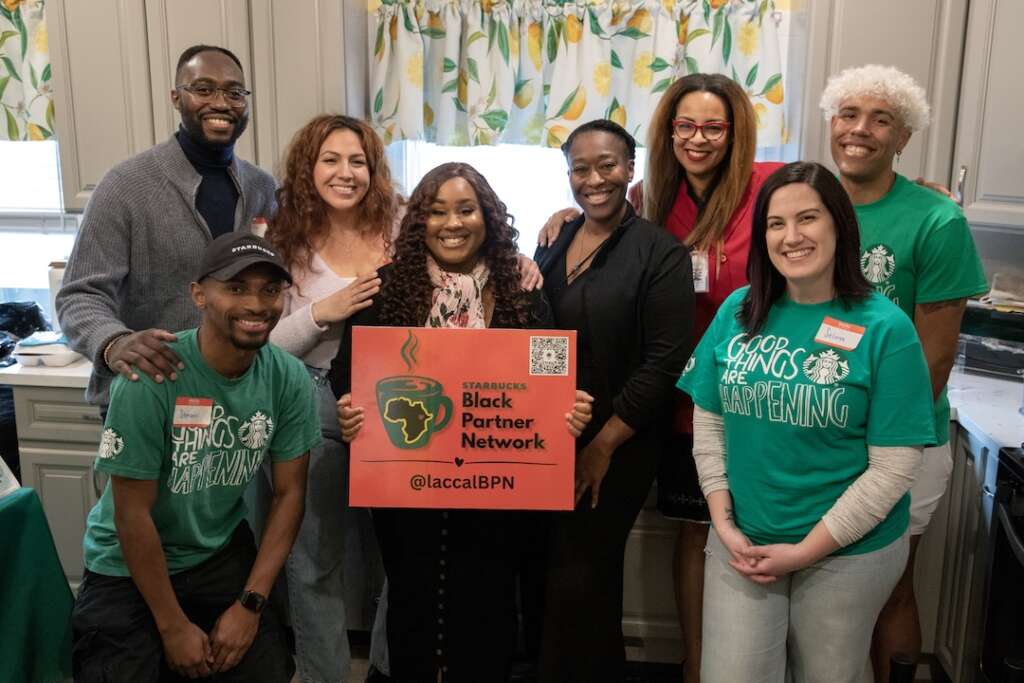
left=173, top=397, right=214, bottom=428
left=692, top=251, right=709, bottom=293
left=814, top=316, right=866, bottom=351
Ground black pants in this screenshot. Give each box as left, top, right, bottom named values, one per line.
left=71, top=522, right=293, bottom=683
left=539, top=433, right=661, bottom=683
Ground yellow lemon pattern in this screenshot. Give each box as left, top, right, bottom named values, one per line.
left=593, top=62, right=612, bottom=97
left=565, top=15, right=583, bottom=43
left=546, top=125, right=569, bottom=148
left=362, top=0, right=785, bottom=150
left=632, top=52, right=653, bottom=87
left=626, top=9, right=652, bottom=34
left=513, top=81, right=534, bottom=109
left=406, top=54, right=424, bottom=88
left=738, top=22, right=759, bottom=56
left=527, top=22, right=543, bottom=71
left=1, top=1, right=57, bottom=140
left=562, top=86, right=586, bottom=121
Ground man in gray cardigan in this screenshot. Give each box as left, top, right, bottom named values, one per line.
left=56, top=44, right=276, bottom=407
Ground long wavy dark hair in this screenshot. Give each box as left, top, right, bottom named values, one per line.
left=268, top=115, right=397, bottom=274
left=644, top=73, right=757, bottom=251
left=740, top=162, right=871, bottom=335
left=380, top=162, right=532, bottom=328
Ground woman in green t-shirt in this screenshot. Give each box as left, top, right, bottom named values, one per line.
left=677, top=162, right=936, bottom=682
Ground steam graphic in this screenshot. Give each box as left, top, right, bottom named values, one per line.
left=400, top=330, right=419, bottom=372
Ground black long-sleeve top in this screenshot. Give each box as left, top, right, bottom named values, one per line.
left=534, top=204, right=695, bottom=441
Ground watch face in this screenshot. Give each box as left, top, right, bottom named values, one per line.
left=240, top=590, right=266, bottom=612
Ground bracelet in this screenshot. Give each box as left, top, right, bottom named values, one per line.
left=102, top=333, right=130, bottom=370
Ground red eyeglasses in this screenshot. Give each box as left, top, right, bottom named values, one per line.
left=671, top=118, right=731, bottom=141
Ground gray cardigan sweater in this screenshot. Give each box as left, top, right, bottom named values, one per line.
left=56, top=136, right=277, bottom=405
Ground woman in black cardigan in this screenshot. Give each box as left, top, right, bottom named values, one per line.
left=534, top=120, right=695, bottom=682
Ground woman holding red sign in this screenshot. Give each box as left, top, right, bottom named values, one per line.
left=330, top=162, right=593, bottom=683
left=533, top=120, right=695, bottom=682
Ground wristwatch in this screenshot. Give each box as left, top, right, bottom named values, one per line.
left=238, top=589, right=267, bottom=614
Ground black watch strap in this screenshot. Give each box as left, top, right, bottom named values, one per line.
left=238, top=589, right=267, bottom=613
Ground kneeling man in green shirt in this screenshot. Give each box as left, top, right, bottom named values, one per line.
left=71, top=232, right=320, bottom=682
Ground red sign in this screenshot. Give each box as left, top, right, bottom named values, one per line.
left=350, top=326, right=577, bottom=510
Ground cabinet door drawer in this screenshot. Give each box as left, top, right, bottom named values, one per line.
left=14, top=386, right=103, bottom=444
left=19, top=443, right=105, bottom=590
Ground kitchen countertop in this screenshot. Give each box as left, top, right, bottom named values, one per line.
left=947, top=370, right=1022, bottom=449
left=1, top=359, right=1021, bottom=448
left=0, top=358, right=91, bottom=389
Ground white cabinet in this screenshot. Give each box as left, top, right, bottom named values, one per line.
left=799, top=0, right=968, bottom=183
left=45, top=0, right=155, bottom=210
left=143, top=0, right=257, bottom=165
left=13, top=385, right=102, bottom=590
left=934, top=426, right=995, bottom=683
left=622, top=500, right=681, bottom=661
left=46, top=0, right=364, bottom=207
left=950, top=0, right=1024, bottom=234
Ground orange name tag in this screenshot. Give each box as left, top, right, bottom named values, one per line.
left=173, top=397, right=214, bottom=428
left=814, top=316, right=865, bottom=351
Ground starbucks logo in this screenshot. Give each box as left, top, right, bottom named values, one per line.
left=239, top=411, right=274, bottom=449
left=860, top=244, right=895, bottom=284
left=802, top=349, right=850, bottom=385
left=98, top=428, right=124, bottom=460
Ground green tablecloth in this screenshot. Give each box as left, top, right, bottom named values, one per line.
left=0, top=488, right=74, bottom=683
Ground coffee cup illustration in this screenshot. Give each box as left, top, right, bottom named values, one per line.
left=376, top=375, right=453, bottom=449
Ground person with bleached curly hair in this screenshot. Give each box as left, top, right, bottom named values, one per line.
left=822, top=64, right=989, bottom=682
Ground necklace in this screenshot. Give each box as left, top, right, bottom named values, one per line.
left=566, top=228, right=608, bottom=283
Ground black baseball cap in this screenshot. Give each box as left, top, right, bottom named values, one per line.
left=196, top=232, right=292, bottom=284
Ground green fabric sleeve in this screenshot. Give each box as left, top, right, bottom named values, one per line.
left=865, top=316, right=936, bottom=447
left=914, top=212, right=989, bottom=304
left=94, top=376, right=169, bottom=479
left=268, top=361, right=321, bottom=462
left=676, top=297, right=730, bottom=415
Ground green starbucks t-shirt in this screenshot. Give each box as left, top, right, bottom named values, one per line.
left=855, top=174, right=988, bottom=444
left=84, top=329, right=320, bottom=576
left=677, top=288, right=935, bottom=556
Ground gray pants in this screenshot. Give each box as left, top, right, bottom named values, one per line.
left=701, top=528, right=908, bottom=683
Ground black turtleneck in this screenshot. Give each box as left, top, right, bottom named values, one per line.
left=175, top=127, right=239, bottom=239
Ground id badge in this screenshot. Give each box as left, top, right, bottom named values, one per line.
left=691, top=251, right=709, bottom=293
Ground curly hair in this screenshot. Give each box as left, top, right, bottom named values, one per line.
left=819, top=64, right=930, bottom=131
left=268, top=115, right=397, bottom=273
left=380, top=162, right=532, bottom=329
left=644, top=73, right=757, bottom=251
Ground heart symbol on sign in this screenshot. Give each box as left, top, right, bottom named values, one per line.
left=454, top=457, right=465, bottom=467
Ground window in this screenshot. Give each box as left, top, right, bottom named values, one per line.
left=386, top=141, right=648, bottom=250
left=0, top=140, right=70, bottom=326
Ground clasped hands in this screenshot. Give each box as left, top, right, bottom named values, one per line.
left=160, top=602, right=258, bottom=678
left=714, top=521, right=813, bottom=585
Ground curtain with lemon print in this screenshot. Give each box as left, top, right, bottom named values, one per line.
left=369, top=0, right=784, bottom=148
left=0, top=0, right=54, bottom=140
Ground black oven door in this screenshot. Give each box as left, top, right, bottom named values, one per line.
left=980, top=495, right=1024, bottom=681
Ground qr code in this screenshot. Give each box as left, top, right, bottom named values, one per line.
left=529, top=336, right=569, bottom=376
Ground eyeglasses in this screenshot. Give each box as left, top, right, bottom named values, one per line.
left=671, top=118, right=730, bottom=142
left=176, top=83, right=251, bottom=106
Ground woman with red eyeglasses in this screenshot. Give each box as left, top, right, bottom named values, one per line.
left=539, top=73, right=780, bottom=681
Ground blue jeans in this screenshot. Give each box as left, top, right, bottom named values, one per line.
left=285, top=369, right=388, bottom=682
left=701, top=528, right=909, bottom=683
